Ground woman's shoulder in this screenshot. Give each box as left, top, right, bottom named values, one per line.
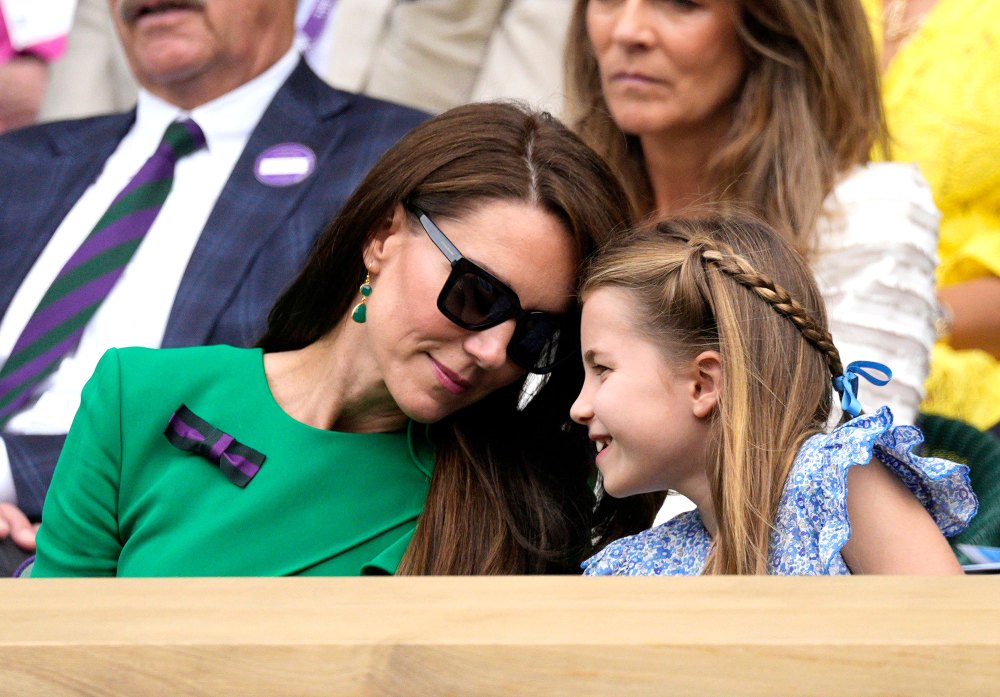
left=582, top=511, right=711, bottom=576
left=110, top=344, right=261, bottom=374
left=833, top=162, right=934, bottom=201
left=824, top=163, right=938, bottom=224
left=815, top=163, right=939, bottom=258
left=96, top=345, right=264, bottom=400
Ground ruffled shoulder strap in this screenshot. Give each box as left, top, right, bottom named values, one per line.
left=786, top=406, right=978, bottom=572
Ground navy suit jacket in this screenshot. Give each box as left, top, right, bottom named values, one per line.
left=0, top=59, right=428, bottom=519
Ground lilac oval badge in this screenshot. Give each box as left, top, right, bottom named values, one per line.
left=254, top=143, right=317, bottom=187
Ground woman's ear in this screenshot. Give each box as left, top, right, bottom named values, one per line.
left=363, top=203, right=408, bottom=274
left=690, top=350, right=722, bottom=419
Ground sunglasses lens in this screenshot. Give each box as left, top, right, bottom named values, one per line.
left=438, top=264, right=575, bottom=374
left=441, top=269, right=515, bottom=327
left=508, top=313, right=572, bottom=374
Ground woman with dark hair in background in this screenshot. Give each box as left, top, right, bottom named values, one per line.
left=566, top=0, right=939, bottom=428
left=31, top=102, right=657, bottom=577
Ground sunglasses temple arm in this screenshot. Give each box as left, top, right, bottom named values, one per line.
left=415, top=210, right=463, bottom=265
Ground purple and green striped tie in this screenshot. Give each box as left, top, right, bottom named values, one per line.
left=0, top=119, right=206, bottom=427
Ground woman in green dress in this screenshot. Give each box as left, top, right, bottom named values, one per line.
left=31, top=102, right=656, bottom=577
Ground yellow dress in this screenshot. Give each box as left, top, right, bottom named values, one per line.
left=862, top=0, right=1000, bottom=430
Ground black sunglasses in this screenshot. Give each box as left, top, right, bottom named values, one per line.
left=408, top=205, right=576, bottom=374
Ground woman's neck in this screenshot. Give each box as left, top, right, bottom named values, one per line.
left=639, top=116, right=730, bottom=216
left=263, top=322, right=408, bottom=433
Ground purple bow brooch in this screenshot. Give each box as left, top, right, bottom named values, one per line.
left=164, top=405, right=266, bottom=488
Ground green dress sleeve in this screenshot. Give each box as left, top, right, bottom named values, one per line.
left=32, top=350, right=125, bottom=577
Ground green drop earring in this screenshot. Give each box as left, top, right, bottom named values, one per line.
left=351, top=272, right=373, bottom=323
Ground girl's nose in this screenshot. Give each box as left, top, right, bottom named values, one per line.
left=570, top=385, right=594, bottom=424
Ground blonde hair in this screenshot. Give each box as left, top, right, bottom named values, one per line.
left=583, top=215, right=845, bottom=574
left=565, top=0, right=887, bottom=255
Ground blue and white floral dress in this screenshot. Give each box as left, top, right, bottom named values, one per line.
left=582, top=407, right=978, bottom=576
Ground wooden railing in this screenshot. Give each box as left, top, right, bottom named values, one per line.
left=1, top=577, right=997, bottom=696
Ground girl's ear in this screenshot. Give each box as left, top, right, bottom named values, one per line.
left=690, top=350, right=722, bottom=419
left=363, top=203, right=407, bottom=274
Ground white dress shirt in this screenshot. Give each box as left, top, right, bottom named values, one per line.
left=814, top=162, right=939, bottom=427
left=0, top=47, right=299, bottom=505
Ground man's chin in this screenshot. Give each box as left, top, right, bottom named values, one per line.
left=132, top=48, right=211, bottom=89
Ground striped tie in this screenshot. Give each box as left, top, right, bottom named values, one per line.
left=0, top=119, right=206, bottom=427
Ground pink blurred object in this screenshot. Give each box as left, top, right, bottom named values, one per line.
left=0, top=8, right=68, bottom=64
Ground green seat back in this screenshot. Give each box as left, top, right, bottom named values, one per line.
left=917, top=413, right=1000, bottom=562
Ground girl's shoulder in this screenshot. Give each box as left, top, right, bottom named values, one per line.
left=796, top=407, right=975, bottom=533
left=772, top=406, right=978, bottom=574
left=582, top=511, right=712, bottom=576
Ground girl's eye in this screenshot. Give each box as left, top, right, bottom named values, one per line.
left=590, top=363, right=610, bottom=378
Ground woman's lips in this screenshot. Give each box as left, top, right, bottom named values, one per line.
left=430, top=357, right=471, bottom=395
left=611, top=71, right=666, bottom=87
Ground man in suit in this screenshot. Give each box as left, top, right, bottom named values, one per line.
left=0, top=0, right=427, bottom=572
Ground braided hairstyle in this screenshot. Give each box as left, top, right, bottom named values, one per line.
left=582, top=214, right=843, bottom=574
left=698, top=239, right=844, bottom=380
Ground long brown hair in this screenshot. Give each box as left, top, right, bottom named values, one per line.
left=582, top=215, right=846, bottom=574
left=261, top=102, right=659, bottom=574
left=566, top=0, right=887, bottom=254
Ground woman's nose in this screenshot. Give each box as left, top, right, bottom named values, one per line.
left=464, top=320, right=517, bottom=371
left=611, top=0, right=656, bottom=47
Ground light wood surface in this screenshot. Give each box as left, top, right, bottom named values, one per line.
left=0, top=576, right=997, bottom=695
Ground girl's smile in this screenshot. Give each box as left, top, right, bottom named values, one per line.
left=571, top=286, right=713, bottom=499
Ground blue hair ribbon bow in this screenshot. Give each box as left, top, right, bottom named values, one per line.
left=831, top=360, right=892, bottom=418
